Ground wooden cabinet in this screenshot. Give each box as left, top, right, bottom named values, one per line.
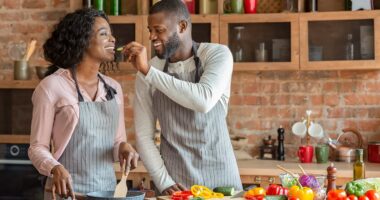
left=220, top=13, right=299, bottom=71
left=300, top=10, right=380, bottom=70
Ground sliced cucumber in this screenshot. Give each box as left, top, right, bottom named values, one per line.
left=213, top=187, right=235, bottom=196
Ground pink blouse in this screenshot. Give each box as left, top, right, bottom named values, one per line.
left=28, top=68, right=126, bottom=176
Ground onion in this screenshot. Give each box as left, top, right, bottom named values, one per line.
left=299, top=175, right=320, bottom=189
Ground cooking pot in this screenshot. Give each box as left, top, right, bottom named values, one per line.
left=368, top=142, right=380, bottom=163
left=74, top=191, right=145, bottom=200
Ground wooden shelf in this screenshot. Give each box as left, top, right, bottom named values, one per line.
left=0, top=135, right=30, bottom=144
left=0, top=80, right=39, bottom=89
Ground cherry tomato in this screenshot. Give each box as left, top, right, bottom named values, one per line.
left=348, top=195, right=359, bottom=200
left=365, top=190, right=380, bottom=200
left=359, top=196, right=370, bottom=200
left=328, top=189, right=347, bottom=200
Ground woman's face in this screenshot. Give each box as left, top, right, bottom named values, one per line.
left=85, top=17, right=116, bottom=63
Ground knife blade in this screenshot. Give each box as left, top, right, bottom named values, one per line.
left=231, top=185, right=257, bottom=198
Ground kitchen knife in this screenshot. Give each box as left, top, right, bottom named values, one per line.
left=231, top=185, right=257, bottom=198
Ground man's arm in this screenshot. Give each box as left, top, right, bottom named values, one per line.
left=143, top=45, right=233, bottom=113
left=134, top=74, right=176, bottom=192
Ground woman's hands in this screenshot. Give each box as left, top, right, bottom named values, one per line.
left=51, top=165, right=75, bottom=200
left=118, top=142, right=139, bottom=171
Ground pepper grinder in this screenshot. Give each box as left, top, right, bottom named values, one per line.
left=327, top=162, right=337, bottom=193
left=277, top=126, right=285, bottom=161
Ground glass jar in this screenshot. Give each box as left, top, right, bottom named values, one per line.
left=231, top=26, right=245, bottom=62
left=282, top=0, right=297, bottom=12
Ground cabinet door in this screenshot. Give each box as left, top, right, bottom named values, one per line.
left=143, top=14, right=219, bottom=59
left=0, top=88, right=34, bottom=144
left=109, top=16, right=144, bottom=73
left=220, top=13, right=299, bottom=71
left=300, top=10, right=380, bottom=70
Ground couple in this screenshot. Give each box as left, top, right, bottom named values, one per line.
left=29, top=0, right=242, bottom=199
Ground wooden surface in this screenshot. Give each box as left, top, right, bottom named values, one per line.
left=0, top=135, right=30, bottom=144
left=114, top=159, right=380, bottom=189
left=0, top=80, right=39, bottom=89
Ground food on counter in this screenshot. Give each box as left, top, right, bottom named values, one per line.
left=213, top=186, right=235, bottom=196
left=327, top=189, right=379, bottom=200
left=364, top=190, right=380, bottom=200
left=190, top=185, right=224, bottom=199
left=299, top=174, right=320, bottom=190
left=327, top=189, right=347, bottom=200
left=171, top=191, right=194, bottom=200
left=288, top=185, right=314, bottom=200
left=350, top=178, right=380, bottom=193
left=279, top=173, right=299, bottom=188
left=266, top=184, right=289, bottom=196
left=244, top=187, right=266, bottom=200
left=346, top=181, right=366, bottom=197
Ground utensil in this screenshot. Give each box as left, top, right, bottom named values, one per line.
left=8, top=41, right=26, bottom=61
left=231, top=185, right=256, bottom=198
left=24, top=39, right=37, bottom=61
left=114, top=161, right=129, bottom=198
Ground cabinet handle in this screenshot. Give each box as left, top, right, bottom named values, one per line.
left=254, top=176, right=262, bottom=183
left=268, top=177, right=275, bottom=183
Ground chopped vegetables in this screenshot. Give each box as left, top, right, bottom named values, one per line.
left=189, top=185, right=224, bottom=199
left=267, top=184, right=289, bottom=196
left=288, top=185, right=314, bottom=200
left=299, top=175, right=320, bottom=190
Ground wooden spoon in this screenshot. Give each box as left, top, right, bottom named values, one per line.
left=113, top=161, right=129, bottom=198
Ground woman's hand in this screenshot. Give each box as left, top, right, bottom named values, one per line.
left=118, top=142, right=139, bottom=171
left=51, top=165, right=75, bottom=200
left=162, top=183, right=187, bottom=195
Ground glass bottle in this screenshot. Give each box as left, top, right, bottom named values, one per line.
left=345, top=33, right=354, bottom=60
left=353, top=149, right=365, bottom=180
left=345, top=0, right=352, bottom=10
left=255, top=42, right=268, bottom=62
left=231, top=26, right=245, bottom=62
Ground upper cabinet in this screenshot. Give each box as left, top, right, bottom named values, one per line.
left=300, top=10, right=380, bottom=70
left=220, top=13, right=299, bottom=71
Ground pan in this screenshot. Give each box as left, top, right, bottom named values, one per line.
left=86, top=191, right=145, bottom=200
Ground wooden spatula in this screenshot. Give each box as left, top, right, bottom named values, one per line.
left=113, top=161, right=129, bottom=198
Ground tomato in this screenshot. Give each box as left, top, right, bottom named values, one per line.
left=359, top=196, right=370, bottom=200
left=288, top=196, right=300, bottom=200
left=328, top=189, right=347, bottom=200
left=245, top=195, right=265, bottom=200
left=365, top=190, right=380, bottom=200
left=348, top=195, right=359, bottom=200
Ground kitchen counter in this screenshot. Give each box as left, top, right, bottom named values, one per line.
left=114, top=159, right=380, bottom=189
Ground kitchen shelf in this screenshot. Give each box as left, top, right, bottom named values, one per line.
left=220, top=13, right=299, bottom=71
left=0, top=80, right=39, bottom=89
left=0, top=135, right=30, bottom=144
left=300, top=10, right=380, bottom=70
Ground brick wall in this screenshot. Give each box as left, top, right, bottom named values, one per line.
left=1, top=0, right=380, bottom=159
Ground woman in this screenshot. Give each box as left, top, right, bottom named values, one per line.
left=28, top=8, right=139, bottom=200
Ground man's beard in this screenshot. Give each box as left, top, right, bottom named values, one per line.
left=156, top=32, right=180, bottom=59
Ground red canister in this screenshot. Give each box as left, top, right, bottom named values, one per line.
left=181, top=0, right=195, bottom=14
left=244, top=0, right=257, bottom=13
left=368, top=142, right=380, bottom=163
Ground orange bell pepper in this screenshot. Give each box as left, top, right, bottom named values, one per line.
left=288, top=185, right=314, bottom=200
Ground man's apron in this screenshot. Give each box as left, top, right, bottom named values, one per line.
left=44, top=70, right=119, bottom=199
left=152, top=43, right=242, bottom=191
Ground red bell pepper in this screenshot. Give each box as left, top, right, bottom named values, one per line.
left=364, top=190, right=380, bottom=200
left=266, top=184, right=289, bottom=196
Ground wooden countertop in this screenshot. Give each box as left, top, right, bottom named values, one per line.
left=114, top=159, right=380, bottom=179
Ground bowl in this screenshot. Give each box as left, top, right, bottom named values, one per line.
left=279, top=173, right=299, bottom=188
left=35, top=66, right=48, bottom=79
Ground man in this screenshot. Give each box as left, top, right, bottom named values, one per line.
left=124, top=0, right=242, bottom=194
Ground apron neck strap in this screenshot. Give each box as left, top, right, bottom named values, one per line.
left=163, top=41, right=202, bottom=83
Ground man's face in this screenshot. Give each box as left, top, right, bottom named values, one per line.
left=148, top=12, right=180, bottom=59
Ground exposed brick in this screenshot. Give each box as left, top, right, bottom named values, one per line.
left=290, top=95, right=307, bottom=105
left=53, top=0, right=69, bottom=8
left=323, top=82, right=338, bottom=93
left=31, top=10, right=66, bottom=21
left=261, top=82, right=280, bottom=93
left=366, top=82, right=380, bottom=93
left=324, top=95, right=340, bottom=106
left=357, top=120, right=380, bottom=132
left=22, top=0, right=46, bottom=9
left=243, top=96, right=262, bottom=105
left=12, top=24, right=45, bottom=34
left=270, top=95, right=290, bottom=105
left=340, top=81, right=366, bottom=93
left=4, top=0, right=21, bottom=9
left=229, top=96, right=243, bottom=105
left=310, top=95, right=323, bottom=105
left=368, top=107, right=380, bottom=118
left=242, top=83, right=259, bottom=93
left=0, top=12, right=28, bottom=21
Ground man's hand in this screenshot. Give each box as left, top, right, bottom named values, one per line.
left=123, top=42, right=150, bottom=75
left=162, top=183, right=187, bottom=195
left=51, top=165, right=75, bottom=200
left=118, top=142, right=139, bottom=171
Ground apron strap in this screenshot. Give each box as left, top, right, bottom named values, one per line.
left=163, top=41, right=202, bottom=83
left=70, top=66, right=117, bottom=102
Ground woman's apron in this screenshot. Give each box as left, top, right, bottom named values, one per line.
left=44, top=70, right=119, bottom=199
left=152, top=42, right=242, bottom=191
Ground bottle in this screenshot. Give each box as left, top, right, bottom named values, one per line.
left=83, top=0, right=91, bottom=8
left=353, top=149, right=365, bottom=180
left=345, top=0, right=352, bottom=10
left=306, top=0, right=317, bottom=12
left=232, top=26, right=245, bottom=62
left=277, top=126, right=285, bottom=161
left=93, top=0, right=104, bottom=11
left=345, top=33, right=354, bottom=60
left=110, top=0, right=119, bottom=16
left=255, top=42, right=268, bottom=62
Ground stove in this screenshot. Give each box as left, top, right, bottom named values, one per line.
left=0, top=144, right=44, bottom=200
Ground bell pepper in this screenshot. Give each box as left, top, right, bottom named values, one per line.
left=172, top=191, right=193, bottom=200
left=364, top=190, right=380, bottom=200
left=267, top=184, right=289, bottom=196
left=190, top=185, right=224, bottom=199
left=346, top=182, right=365, bottom=197
left=327, top=189, right=347, bottom=200
left=288, top=185, right=314, bottom=200
left=245, top=187, right=266, bottom=197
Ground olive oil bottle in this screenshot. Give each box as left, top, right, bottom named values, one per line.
left=353, top=149, right=365, bottom=180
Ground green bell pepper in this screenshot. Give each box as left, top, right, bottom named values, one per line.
left=346, top=181, right=365, bottom=197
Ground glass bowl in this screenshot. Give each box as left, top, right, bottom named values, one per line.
left=279, top=173, right=299, bottom=188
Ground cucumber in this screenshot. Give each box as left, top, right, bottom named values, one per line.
left=213, top=186, right=235, bottom=196
left=265, top=195, right=288, bottom=200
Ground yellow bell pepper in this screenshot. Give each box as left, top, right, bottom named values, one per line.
left=190, top=185, right=224, bottom=199
left=288, top=185, right=314, bottom=200
left=245, top=187, right=266, bottom=197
